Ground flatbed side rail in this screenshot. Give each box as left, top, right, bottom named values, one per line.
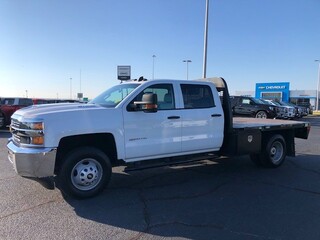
left=232, top=117, right=310, bottom=139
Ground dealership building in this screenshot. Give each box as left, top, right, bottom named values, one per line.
left=235, top=82, right=318, bottom=110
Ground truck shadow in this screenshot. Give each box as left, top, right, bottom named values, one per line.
left=60, top=154, right=320, bottom=239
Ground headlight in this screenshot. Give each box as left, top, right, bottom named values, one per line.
left=10, top=120, right=45, bottom=146
left=23, top=122, right=44, bottom=130
left=269, top=106, right=274, bottom=111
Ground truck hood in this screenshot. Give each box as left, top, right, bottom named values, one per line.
left=12, top=103, right=106, bottom=119
left=11, top=102, right=124, bottom=148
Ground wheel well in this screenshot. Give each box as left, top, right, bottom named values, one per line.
left=256, top=110, right=266, bottom=113
left=55, top=133, right=118, bottom=174
left=261, top=130, right=295, bottom=156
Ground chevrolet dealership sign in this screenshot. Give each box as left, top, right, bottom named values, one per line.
left=255, top=82, right=290, bottom=102
left=258, top=84, right=287, bottom=90
left=117, top=65, right=131, bottom=81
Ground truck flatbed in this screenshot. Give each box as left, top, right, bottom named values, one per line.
left=223, top=117, right=310, bottom=157
left=233, top=117, right=310, bottom=131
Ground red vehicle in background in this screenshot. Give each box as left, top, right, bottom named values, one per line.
left=0, top=97, right=33, bottom=128
left=32, top=98, right=81, bottom=104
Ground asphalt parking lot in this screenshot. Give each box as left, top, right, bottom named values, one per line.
left=0, top=116, right=320, bottom=240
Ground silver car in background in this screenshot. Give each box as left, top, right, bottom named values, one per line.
left=286, top=102, right=308, bottom=117
left=261, top=99, right=295, bottom=119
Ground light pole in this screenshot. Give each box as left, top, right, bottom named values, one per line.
left=183, top=60, right=192, bottom=80
left=316, top=60, right=320, bottom=111
left=80, top=69, right=82, bottom=94
left=202, top=0, right=209, bottom=78
left=70, top=77, right=72, bottom=99
left=25, top=90, right=28, bottom=98
left=152, top=55, right=156, bottom=80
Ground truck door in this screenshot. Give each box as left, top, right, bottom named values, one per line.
left=179, top=83, right=224, bottom=152
left=123, top=83, right=182, bottom=160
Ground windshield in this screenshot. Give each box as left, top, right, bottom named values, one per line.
left=278, top=101, right=291, bottom=107
left=260, top=99, right=274, bottom=105
left=252, top=98, right=265, bottom=104
left=89, top=83, right=139, bottom=107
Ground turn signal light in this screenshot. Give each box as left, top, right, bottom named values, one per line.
left=31, top=136, right=44, bottom=145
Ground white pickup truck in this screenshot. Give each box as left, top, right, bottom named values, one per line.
left=7, top=77, right=310, bottom=198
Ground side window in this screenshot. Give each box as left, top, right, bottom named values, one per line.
left=4, top=98, right=14, bottom=105
left=131, top=84, right=175, bottom=110
left=181, top=84, right=215, bottom=109
left=242, top=99, right=250, bottom=105
left=19, top=99, right=33, bottom=106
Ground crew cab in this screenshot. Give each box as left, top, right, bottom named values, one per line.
left=7, top=78, right=310, bottom=198
left=230, top=96, right=277, bottom=119
left=0, top=97, right=33, bottom=128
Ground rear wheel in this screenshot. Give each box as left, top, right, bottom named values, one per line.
left=250, top=134, right=286, bottom=168
left=263, top=135, right=286, bottom=167
left=255, top=111, right=267, bottom=118
left=58, top=147, right=112, bottom=199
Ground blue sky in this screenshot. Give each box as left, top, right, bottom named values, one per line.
left=1, top=0, right=319, bottom=99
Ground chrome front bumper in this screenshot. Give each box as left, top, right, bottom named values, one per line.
left=7, top=139, right=57, bottom=178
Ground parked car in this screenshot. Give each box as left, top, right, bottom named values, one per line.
left=0, top=97, right=33, bottom=128
left=290, top=98, right=312, bottom=114
left=32, top=98, right=81, bottom=104
left=285, top=102, right=308, bottom=117
left=259, top=99, right=287, bottom=119
left=275, top=101, right=297, bottom=119
left=230, top=96, right=277, bottom=119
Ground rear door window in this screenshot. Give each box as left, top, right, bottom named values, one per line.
left=180, top=84, right=215, bottom=109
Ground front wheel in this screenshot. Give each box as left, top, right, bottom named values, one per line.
left=58, top=147, right=112, bottom=199
left=255, top=111, right=267, bottom=118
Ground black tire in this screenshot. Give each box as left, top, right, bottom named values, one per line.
left=58, top=147, right=112, bottom=199
left=262, top=134, right=286, bottom=168
left=255, top=111, right=267, bottom=118
left=250, top=135, right=286, bottom=168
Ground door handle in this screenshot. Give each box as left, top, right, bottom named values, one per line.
left=211, top=114, right=222, bottom=117
left=167, top=116, right=180, bottom=119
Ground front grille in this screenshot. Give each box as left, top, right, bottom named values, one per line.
left=13, top=133, right=21, bottom=144
left=10, top=119, right=44, bottom=147
left=11, top=119, right=21, bottom=129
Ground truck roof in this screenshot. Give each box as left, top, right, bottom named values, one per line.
left=120, top=77, right=226, bottom=89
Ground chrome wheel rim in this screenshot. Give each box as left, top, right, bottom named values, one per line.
left=270, top=141, right=283, bottom=164
left=71, top=158, right=103, bottom=191
left=256, top=112, right=267, bottom=118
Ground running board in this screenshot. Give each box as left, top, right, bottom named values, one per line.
left=123, top=153, right=219, bottom=172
